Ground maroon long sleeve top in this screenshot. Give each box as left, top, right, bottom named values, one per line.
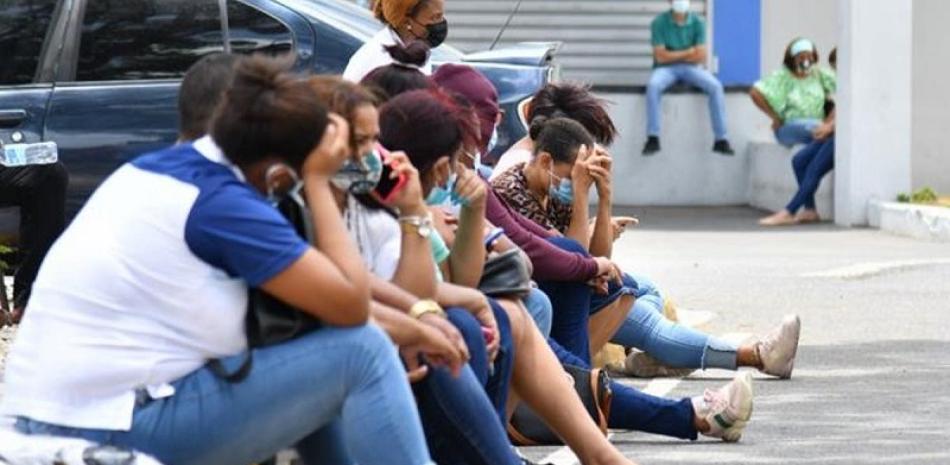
left=483, top=181, right=599, bottom=282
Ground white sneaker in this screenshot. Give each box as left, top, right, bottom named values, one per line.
left=694, top=372, right=754, bottom=442
left=756, top=314, right=802, bottom=379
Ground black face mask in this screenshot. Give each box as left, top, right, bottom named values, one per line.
left=424, top=19, right=448, bottom=48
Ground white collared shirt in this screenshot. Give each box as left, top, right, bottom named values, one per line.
left=343, top=27, right=433, bottom=82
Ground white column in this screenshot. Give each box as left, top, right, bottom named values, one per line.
left=835, top=0, right=913, bottom=226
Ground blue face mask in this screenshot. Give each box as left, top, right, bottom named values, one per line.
left=487, top=126, right=499, bottom=154
left=548, top=171, right=574, bottom=204
left=426, top=172, right=458, bottom=206
left=465, top=150, right=494, bottom=180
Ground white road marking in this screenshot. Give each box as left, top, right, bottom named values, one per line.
left=801, top=258, right=950, bottom=279
left=538, top=332, right=751, bottom=465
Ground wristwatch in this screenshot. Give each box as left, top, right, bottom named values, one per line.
left=398, top=213, right=433, bottom=238
left=409, top=299, right=446, bottom=320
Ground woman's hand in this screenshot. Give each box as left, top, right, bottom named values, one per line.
left=813, top=122, right=834, bottom=140
left=593, top=256, right=623, bottom=286
left=386, top=151, right=427, bottom=215
left=302, top=113, right=351, bottom=180
left=610, top=216, right=639, bottom=241
left=453, top=164, right=487, bottom=209
left=571, top=144, right=596, bottom=193
left=459, top=287, right=501, bottom=363
left=401, top=317, right=468, bottom=381
left=587, top=153, right=613, bottom=199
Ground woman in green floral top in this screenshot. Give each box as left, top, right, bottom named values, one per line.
left=750, top=37, right=836, bottom=146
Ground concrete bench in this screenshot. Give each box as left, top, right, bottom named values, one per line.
left=747, top=142, right=834, bottom=219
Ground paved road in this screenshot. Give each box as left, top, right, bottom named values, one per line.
left=520, top=207, right=950, bottom=465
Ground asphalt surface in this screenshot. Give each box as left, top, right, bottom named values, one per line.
left=519, top=206, right=950, bottom=465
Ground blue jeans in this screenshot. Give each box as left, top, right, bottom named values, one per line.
left=787, top=136, right=835, bottom=213
left=522, top=287, right=553, bottom=337
left=15, top=325, right=433, bottom=465
left=775, top=118, right=821, bottom=147
left=546, top=238, right=738, bottom=371
left=447, top=304, right=515, bottom=424
left=547, top=339, right=697, bottom=440
left=647, top=64, right=728, bottom=140
left=537, top=237, right=597, bottom=363
left=608, top=274, right=738, bottom=370
left=307, top=308, right=519, bottom=465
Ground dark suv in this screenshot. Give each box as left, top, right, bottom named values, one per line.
left=0, top=0, right=557, bottom=219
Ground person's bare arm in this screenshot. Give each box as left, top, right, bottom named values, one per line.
left=261, top=116, right=370, bottom=326
left=436, top=282, right=500, bottom=361
left=654, top=45, right=696, bottom=65
left=750, top=87, right=783, bottom=130
left=446, top=165, right=488, bottom=287
left=586, top=149, right=614, bottom=258
left=370, top=301, right=465, bottom=378
left=384, top=152, right=437, bottom=298
left=565, top=145, right=595, bottom=250
left=688, top=44, right=707, bottom=64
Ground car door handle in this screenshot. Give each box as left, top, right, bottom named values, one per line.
left=0, top=109, right=27, bottom=128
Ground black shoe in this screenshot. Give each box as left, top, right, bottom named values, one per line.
left=642, top=136, right=660, bottom=155
left=713, top=139, right=735, bottom=155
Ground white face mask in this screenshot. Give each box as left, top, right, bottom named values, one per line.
left=672, top=0, right=690, bottom=14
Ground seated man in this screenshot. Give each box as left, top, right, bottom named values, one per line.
left=0, top=162, right=68, bottom=325
left=643, top=0, right=733, bottom=156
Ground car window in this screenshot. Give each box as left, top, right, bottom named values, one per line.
left=0, top=0, right=58, bottom=85
left=76, top=0, right=224, bottom=81
left=227, top=1, right=294, bottom=56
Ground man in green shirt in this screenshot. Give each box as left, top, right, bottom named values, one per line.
left=643, top=0, right=733, bottom=156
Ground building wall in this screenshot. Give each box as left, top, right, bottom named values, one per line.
left=912, top=0, right=950, bottom=194
left=760, top=0, right=839, bottom=77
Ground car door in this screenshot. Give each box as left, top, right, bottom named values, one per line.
left=46, top=0, right=311, bottom=215
left=0, top=0, right=65, bottom=156
left=0, top=0, right=67, bottom=234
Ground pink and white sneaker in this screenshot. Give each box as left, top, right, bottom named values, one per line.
left=756, top=314, right=802, bottom=379
left=694, top=372, right=754, bottom=442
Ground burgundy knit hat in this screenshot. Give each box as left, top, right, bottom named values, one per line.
left=433, top=64, right=500, bottom=153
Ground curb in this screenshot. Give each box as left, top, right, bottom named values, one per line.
left=870, top=201, right=950, bottom=242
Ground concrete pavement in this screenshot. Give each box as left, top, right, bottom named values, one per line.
left=519, top=206, right=950, bottom=465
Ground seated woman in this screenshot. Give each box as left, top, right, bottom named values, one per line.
left=491, top=82, right=801, bottom=382
left=750, top=37, right=836, bottom=147
left=0, top=57, right=435, bottom=465
left=373, top=88, right=641, bottom=465
left=760, top=48, right=838, bottom=226
left=397, top=82, right=762, bottom=444
left=312, top=74, right=524, bottom=465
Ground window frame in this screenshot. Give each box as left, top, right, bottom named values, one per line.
left=55, top=0, right=305, bottom=86
left=0, top=0, right=70, bottom=88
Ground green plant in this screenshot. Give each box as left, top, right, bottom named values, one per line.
left=896, top=187, right=939, bottom=205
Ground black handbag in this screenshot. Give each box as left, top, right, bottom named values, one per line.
left=210, top=194, right=322, bottom=382
left=507, top=364, right=613, bottom=445
left=477, top=248, right=532, bottom=298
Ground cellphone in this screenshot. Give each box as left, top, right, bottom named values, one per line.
left=371, top=145, right=408, bottom=204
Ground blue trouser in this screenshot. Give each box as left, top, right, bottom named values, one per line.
left=414, top=304, right=519, bottom=465
left=15, top=325, right=433, bottom=465
left=522, top=287, right=553, bottom=338
left=547, top=338, right=697, bottom=440
left=546, top=237, right=738, bottom=371
left=304, top=308, right=519, bottom=465
left=646, top=64, right=728, bottom=140
left=775, top=118, right=821, bottom=147
left=786, top=136, right=835, bottom=213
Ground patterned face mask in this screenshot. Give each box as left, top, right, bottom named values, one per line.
left=330, top=147, right=383, bottom=195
